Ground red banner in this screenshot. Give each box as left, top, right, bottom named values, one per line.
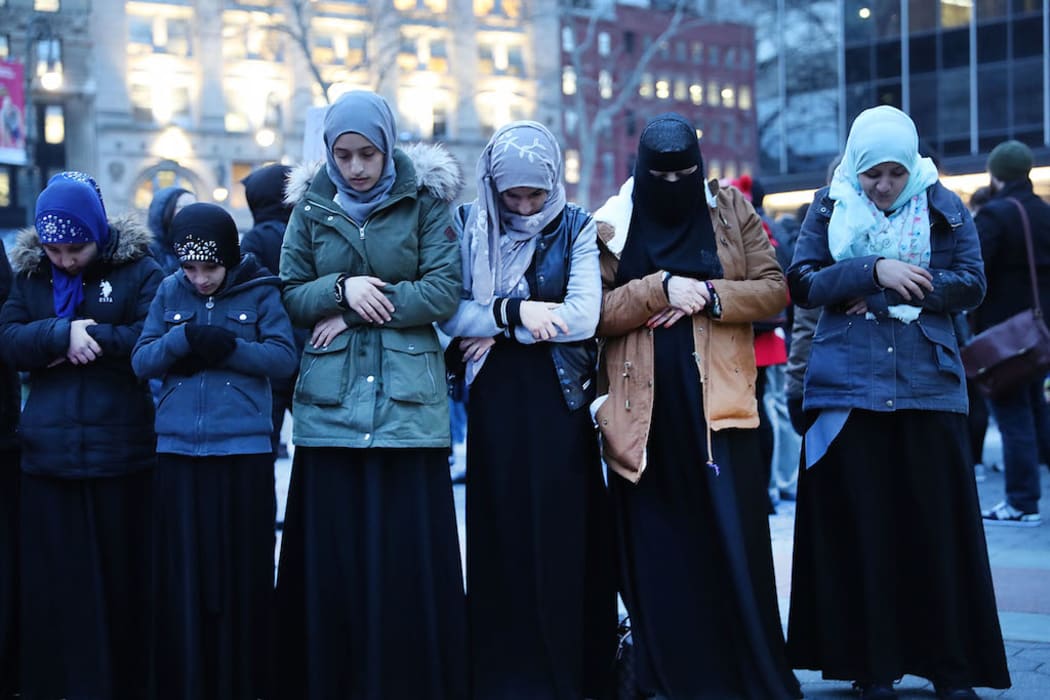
left=0, top=60, right=27, bottom=166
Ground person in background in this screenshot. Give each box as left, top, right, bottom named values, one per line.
left=975, top=140, right=1050, bottom=525
left=148, top=185, right=197, bottom=276
left=786, top=105, right=1008, bottom=700
left=239, top=163, right=305, bottom=462
left=594, top=113, right=800, bottom=699
left=132, top=202, right=298, bottom=699
left=272, top=90, right=467, bottom=699
left=0, top=238, right=19, bottom=698
left=439, top=120, right=615, bottom=699
left=0, top=171, right=163, bottom=699
left=961, top=186, right=994, bottom=481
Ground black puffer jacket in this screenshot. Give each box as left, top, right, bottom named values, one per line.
left=973, top=178, right=1050, bottom=332
left=0, top=241, right=18, bottom=451
left=0, top=215, right=164, bottom=477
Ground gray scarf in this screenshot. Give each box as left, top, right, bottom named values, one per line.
left=464, top=121, right=567, bottom=304
left=322, top=90, right=397, bottom=224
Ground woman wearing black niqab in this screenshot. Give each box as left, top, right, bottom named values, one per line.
left=594, top=114, right=801, bottom=699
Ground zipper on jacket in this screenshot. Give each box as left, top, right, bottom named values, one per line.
left=622, top=360, right=632, bottom=410
left=358, top=222, right=367, bottom=240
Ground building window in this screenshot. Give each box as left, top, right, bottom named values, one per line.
left=655, top=78, right=670, bottom=100
left=738, top=48, right=749, bottom=69
left=602, top=152, right=615, bottom=191
left=724, top=47, right=735, bottom=68
left=638, top=73, right=653, bottom=98
left=738, top=85, right=752, bottom=110
left=562, top=26, right=574, bottom=52
left=708, top=44, right=719, bottom=66
left=565, top=149, right=580, bottom=184
left=623, top=31, right=635, bottom=54
left=0, top=35, right=8, bottom=60
left=690, top=83, right=703, bottom=105
left=707, top=80, right=719, bottom=106
left=43, top=104, right=64, bottom=144
left=34, top=0, right=59, bottom=11
left=599, top=70, right=612, bottom=99
left=433, top=103, right=448, bottom=140
left=691, top=41, right=703, bottom=64
left=598, top=32, right=611, bottom=57
left=675, top=41, right=687, bottom=62
left=562, top=66, right=577, bottom=95
left=0, top=170, right=10, bottom=207
left=673, top=78, right=687, bottom=101
left=564, top=110, right=578, bottom=135
left=940, top=0, right=970, bottom=28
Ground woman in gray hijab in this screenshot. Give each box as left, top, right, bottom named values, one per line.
left=273, top=90, right=467, bottom=699
left=440, top=121, right=615, bottom=699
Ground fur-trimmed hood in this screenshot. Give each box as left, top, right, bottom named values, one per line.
left=284, top=142, right=463, bottom=207
left=9, top=211, right=154, bottom=275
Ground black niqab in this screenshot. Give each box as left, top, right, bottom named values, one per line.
left=243, top=164, right=293, bottom=225
left=616, top=114, right=722, bottom=285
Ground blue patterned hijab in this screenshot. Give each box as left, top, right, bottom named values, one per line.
left=34, top=171, right=109, bottom=318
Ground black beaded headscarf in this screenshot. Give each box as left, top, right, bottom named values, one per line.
left=171, top=203, right=241, bottom=268
left=615, top=113, right=723, bottom=285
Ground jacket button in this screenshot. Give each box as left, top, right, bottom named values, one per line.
left=366, top=375, right=375, bottom=383
left=304, top=205, right=311, bottom=211
left=239, top=313, right=247, bottom=321
left=885, top=399, right=894, bottom=407
left=538, top=275, right=545, bottom=282
left=327, top=215, right=334, bottom=221
left=408, top=344, right=415, bottom=350
left=363, top=433, right=371, bottom=440
left=887, top=346, right=893, bottom=353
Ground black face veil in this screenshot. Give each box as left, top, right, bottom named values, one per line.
left=615, top=113, right=723, bottom=285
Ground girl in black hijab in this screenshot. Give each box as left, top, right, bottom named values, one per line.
left=594, top=114, right=800, bottom=699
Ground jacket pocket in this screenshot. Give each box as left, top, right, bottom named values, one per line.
left=295, top=332, right=351, bottom=406
left=163, top=309, right=196, bottom=326
left=381, top=327, right=443, bottom=404
left=225, top=308, right=258, bottom=340
left=910, top=321, right=963, bottom=393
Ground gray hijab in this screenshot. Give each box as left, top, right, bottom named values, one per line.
left=323, top=90, right=397, bottom=224
left=464, top=120, right=567, bottom=304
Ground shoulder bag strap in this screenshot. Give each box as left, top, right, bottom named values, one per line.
left=1005, top=196, right=1042, bottom=317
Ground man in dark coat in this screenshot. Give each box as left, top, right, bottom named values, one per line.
left=239, top=163, right=304, bottom=461
left=975, top=140, right=1050, bottom=526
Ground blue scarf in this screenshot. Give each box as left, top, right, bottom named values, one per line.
left=322, top=90, right=397, bottom=225
left=35, top=172, right=109, bottom=318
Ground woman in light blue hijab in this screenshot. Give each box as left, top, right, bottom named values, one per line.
left=785, top=106, right=1008, bottom=700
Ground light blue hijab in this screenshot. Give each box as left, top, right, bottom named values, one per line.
left=828, top=106, right=939, bottom=258
left=322, top=90, right=398, bottom=224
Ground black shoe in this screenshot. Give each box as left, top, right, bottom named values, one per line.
left=853, top=681, right=897, bottom=699
left=935, top=684, right=978, bottom=699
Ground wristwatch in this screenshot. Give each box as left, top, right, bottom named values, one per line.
left=333, top=273, right=349, bottom=309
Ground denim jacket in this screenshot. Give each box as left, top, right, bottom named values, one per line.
left=787, top=181, right=985, bottom=414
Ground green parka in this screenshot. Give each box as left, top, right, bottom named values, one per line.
left=280, top=143, right=463, bottom=448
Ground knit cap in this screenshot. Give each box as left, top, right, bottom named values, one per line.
left=987, top=140, right=1033, bottom=182
left=170, top=202, right=241, bottom=268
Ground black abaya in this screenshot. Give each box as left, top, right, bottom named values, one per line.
left=273, top=447, right=467, bottom=700
left=151, top=453, right=275, bottom=700
left=0, top=450, right=17, bottom=698
left=610, top=319, right=800, bottom=700
left=466, top=340, right=616, bottom=700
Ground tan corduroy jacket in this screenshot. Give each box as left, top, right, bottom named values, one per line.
left=593, top=178, right=787, bottom=483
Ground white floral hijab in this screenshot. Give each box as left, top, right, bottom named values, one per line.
left=463, top=121, right=567, bottom=305
left=828, top=105, right=939, bottom=322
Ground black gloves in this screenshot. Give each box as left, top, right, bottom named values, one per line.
left=184, top=324, right=238, bottom=366
left=787, top=395, right=809, bottom=436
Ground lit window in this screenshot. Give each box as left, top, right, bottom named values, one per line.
left=724, top=161, right=737, bottom=180
left=562, top=66, right=577, bottom=95
left=44, top=104, right=64, bottom=144
left=34, top=0, right=59, bottom=11
left=689, top=83, right=702, bottom=105
left=599, top=70, right=612, bottom=99
left=0, top=171, right=10, bottom=207
left=707, top=80, right=719, bottom=106
left=721, top=86, right=735, bottom=108
left=655, top=79, right=670, bottom=100
left=738, top=85, right=752, bottom=110
left=562, top=27, right=574, bottom=52
left=0, top=36, right=8, bottom=60
left=674, top=79, right=687, bottom=101
left=691, top=41, right=703, bottom=63
left=598, top=32, right=611, bottom=57
left=707, top=159, right=721, bottom=180
left=638, top=73, right=653, bottom=98
left=565, top=149, right=580, bottom=184
left=474, top=0, right=494, bottom=15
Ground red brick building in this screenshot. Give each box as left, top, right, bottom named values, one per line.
left=559, top=2, right=757, bottom=207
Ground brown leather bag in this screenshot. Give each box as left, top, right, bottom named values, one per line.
left=962, top=197, right=1050, bottom=399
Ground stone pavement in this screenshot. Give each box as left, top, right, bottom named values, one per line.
left=274, top=426, right=1050, bottom=698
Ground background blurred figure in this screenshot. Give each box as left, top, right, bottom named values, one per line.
left=239, top=163, right=304, bottom=463
left=975, top=140, right=1050, bottom=526
left=147, top=186, right=196, bottom=276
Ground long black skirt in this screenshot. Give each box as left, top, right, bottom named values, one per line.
left=610, top=319, right=800, bottom=700
left=0, top=449, right=17, bottom=698
left=273, top=446, right=467, bottom=700
left=19, top=469, right=152, bottom=700
left=151, top=453, right=275, bottom=700
left=467, top=341, right=616, bottom=700
left=787, top=409, right=1010, bottom=689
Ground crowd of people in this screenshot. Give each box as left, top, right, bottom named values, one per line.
left=0, top=90, right=1045, bottom=700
